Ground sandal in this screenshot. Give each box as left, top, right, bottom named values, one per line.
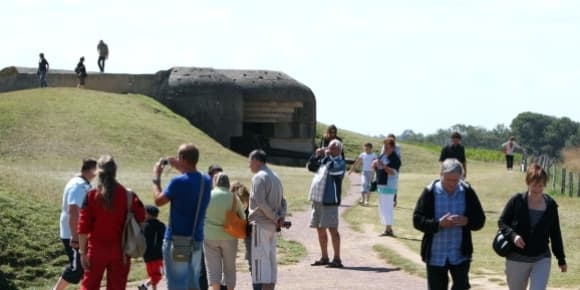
left=311, top=257, right=329, bottom=266
left=326, top=260, right=344, bottom=268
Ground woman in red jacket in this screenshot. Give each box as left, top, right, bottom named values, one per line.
left=78, top=155, right=146, bottom=290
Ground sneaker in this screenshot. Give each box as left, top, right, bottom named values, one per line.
left=364, top=201, right=369, bottom=206
left=137, top=284, right=148, bottom=290
left=326, top=259, right=344, bottom=268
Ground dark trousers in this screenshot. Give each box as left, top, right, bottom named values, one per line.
left=506, top=155, right=514, bottom=169
left=60, top=239, right=83, bottom=284
left=426, top=260, right=471, bottom=290
left=97, top=56, right=106, bottom=73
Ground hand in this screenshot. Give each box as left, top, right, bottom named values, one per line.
left=513, top=235, right=526, bottom=249
left=438, top=213, right=454, bottom=228
left=449, top=215, right=468, bottom=226
left=69, top=240, right=79, bottom=249
left=276, top=217, right=285, bottom=228
left=80, top=254, right=90, bottom=271
left=560, top=264, right=567, bottom=272
left=315, top=148, right=325, bottom=157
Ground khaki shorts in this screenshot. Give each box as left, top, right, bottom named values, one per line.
left=309, top=202, right=339, bottom=228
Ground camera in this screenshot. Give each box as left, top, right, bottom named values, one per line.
left=161, top=159, right=169, bottom=167
left=276, top=221, right=292, bottom=232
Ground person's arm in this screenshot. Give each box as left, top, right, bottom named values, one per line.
left=153, top=159, right=170, bottom=206
left=464, top=188, right=485, bottom=231
left=413, top=188, right=439, bottom=234
left=498, top=195, right=519, bottom=243
left=549, top=202, right=567, bottom=269
left=348, top=157, right=361, bottom=175
left=68, top=204, right=80, bottom=248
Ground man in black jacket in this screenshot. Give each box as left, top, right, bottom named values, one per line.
left=413, top=158, right=485, bottom=290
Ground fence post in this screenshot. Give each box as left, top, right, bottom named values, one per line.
left=569, top=172, right=574, bottom=197
left=561, top=168, right=566, bottom=195
left=577, top=174, right=580, bottom=197
left=552, top=164, right=557, bottom=192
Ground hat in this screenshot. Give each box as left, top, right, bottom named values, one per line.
left=208, top=164, right=223, bottom=176
left=145, top=205, right=159, bottom=217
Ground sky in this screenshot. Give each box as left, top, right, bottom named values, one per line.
left=2, top=0, right=580, bottom=136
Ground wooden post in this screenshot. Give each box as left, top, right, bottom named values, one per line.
left=577, top=174, right=580, bottom=197
left=552, top=164, right=557, bottom=192
left=569, top=172, right=574, bottom=197
left=561, top=168, right=566, bottom=195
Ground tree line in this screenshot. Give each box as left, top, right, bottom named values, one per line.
left=398, top=112, right=580, bottom=158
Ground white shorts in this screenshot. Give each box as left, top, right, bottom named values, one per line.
left=251, top=223, right=278, bottom=284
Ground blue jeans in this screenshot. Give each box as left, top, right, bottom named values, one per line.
left=163, top=239, right=203, bottom=290
left=38, top=70, right=48, bottom=87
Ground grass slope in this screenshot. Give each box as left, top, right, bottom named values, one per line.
left=0, top=88, right=310, bottom=289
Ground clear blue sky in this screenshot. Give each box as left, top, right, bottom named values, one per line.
left=3, top=0, right=580, bottom=136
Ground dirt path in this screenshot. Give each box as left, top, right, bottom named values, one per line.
left=134, top=174, right=506, bottom=290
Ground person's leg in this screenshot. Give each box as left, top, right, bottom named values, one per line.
left=54, top=239, right=73, bottom=290
left=146, top=259, right=163, bottom=289
left=189, top=243, right=204, bottom=290
left=222, top=239, right=238, bottom=288
left=80, top=252, right=107, bottom=290
left=528, top=258, right=551, bottom=290
left=309, top=202, right=329, bottom=263
left=448, top=260, right=470, bottom=290
left=505, top=259, right=532, bottom=290
left=203, top=240, right=223, bottom=289
left=105, top=253, right=130, bottom=290
left=251, top=224, right=276, bottom=285
left=316, top=227, right=329, bottom=260
left=384, top=194, right=395, bottom=234
left=163, top=239, right=192, bottom=290
left=426, top=264, right=449, bottom=290
left=328, top=227, right=341, bottom=263
left=507, top=155, right=514, bottom=170
left=97, top=57, right=104, bottom=73
left=200, top=250, right=209, bottom=290
left=378, top=193, right=389, bottom=233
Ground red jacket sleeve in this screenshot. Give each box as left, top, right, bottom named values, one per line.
left=131, top=193, right=146, bottom=223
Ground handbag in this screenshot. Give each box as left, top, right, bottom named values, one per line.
left=170, top=173, right=205, bottom=262
left=223, top=194, right=247, bottom=239
left=492, top=230, right=513, bottom=257
left=308, top=162, right=328, bottom=203
left=121, top=190, right=147, bottom=261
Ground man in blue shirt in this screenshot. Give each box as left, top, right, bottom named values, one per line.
left=413, top=158, right=485, bottom=290
left=153, top=143, right=211, bottom=290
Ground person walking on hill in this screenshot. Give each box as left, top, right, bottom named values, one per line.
left=498, top=163, right=567, bottom=290
left=439, top=132, right=467, bottom=178
left=78, top=155, right=146, bottom=290
left=138, top=205, right=166, bottom=290
left=373, top=138, right=401, bottom=237
left=413, top=158, right=486, bottom=290
left=53, top=159, right=97, bottom=290
left=37, top=52, right=49, bottom=87
left=74, top=57, right=88, bottom=89
left=348, top=142, right=376, bottom=206
left=501, top=136, right=524, bottom=171
left=152, top=143, right=211, bottom=290
left=97, top=40, right=109, bottom=73
left=248, top=149, right=287, bottom=290
left=320, top=124, right=345, bottom=159
left=307, top=139, right=346, bottom=268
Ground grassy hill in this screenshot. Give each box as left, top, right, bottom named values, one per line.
left=0, top=88, right=311, bottom=289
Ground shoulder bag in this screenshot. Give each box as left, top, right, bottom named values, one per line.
left=224, top=194, right=247, bottom=239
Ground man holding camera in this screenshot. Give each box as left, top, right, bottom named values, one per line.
left=152, top=144, right=211, bottom=290
left=248, top=150, right=287, bottom=290
left=307, top=139, right=346, bottom=268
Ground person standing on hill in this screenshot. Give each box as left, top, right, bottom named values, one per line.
left=348, top=142, right=376, bottom=206
left=152, top=144, right=211, bottom=290
left=74, top=57, right=88, bottom=89
left=37, top=52, right=49, bottom=87
left=439, top=132, right=467, bottom=178
left=78, top=155, right=146, bottom=290
left=373, top=138, right=401, bottom=237
left=248, top=149, right=287, bottom=290
left=501, top=136, right=524, bottom=171
left=52, top=159, right=97, bottom=290
left=97, top=40, right=109, bottom=73
left=413, top=158, right=486, bottom=290
left=320, top=124, right=345, bottom=159
left=307, top=139, right=346, bottom=268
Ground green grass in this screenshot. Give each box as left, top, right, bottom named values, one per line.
left=373, top=245, right=425, bottom=278
left=344, top=148, right=580, bottom=288
left=0, top=88, right=314, bottom=289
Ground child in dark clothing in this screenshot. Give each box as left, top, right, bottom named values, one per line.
left=139, top=205, right=166, bottom=290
